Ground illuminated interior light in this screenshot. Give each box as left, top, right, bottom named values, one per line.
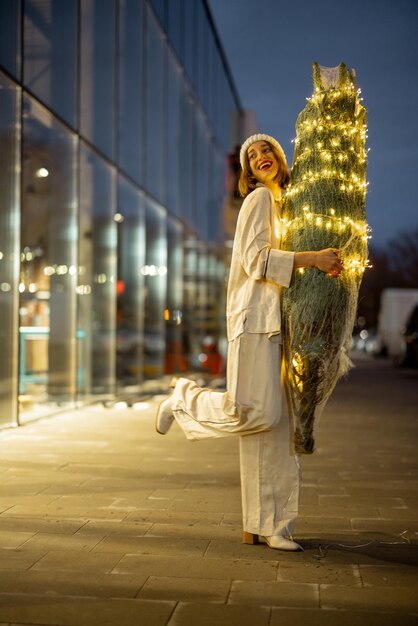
left=114, top=402, right=128, bottom=409
left=132, top=402, right=150, bottom=410
left=35, top=167, right=49, bottom=178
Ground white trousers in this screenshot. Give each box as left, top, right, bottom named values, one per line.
left=171, top=332, right=301, bottom=537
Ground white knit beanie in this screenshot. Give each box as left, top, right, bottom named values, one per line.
left=239, top=133, right=287, bottom=169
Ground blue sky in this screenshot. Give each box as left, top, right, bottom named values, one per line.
left=208, top=0, right=418, bottom=248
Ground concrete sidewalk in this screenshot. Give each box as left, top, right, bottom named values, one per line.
left=0, top=356, right=417, bottom=625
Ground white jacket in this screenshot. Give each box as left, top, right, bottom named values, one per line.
left=226, top=184, right=295, bottom=341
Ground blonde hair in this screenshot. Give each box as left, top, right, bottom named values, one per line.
left=238, top=141, right=290, bottom=198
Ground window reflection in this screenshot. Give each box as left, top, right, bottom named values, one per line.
left=149, top=0, right=166, bottom=27
left=116, top=176, right=146, bottom=387
left=167, top=0, right=182, bottom=60
left=24, top=0, right=78, bottom=127
left=119, top=0, right=144, bottom=185
left=167, top=48, right=181, bottom=217
left=196, top=111, right=210, bottom=239
left=20, top=95, right=77, bottom=406
left=145, top=5, right=166, bottom=205
left=79, top=143, right=117, bottom=396
left=179, top=83, right=193, bottom=223
left=165, top=218, right=184, bottom=373
left=195, top=2, right=209, bottom=106
left=144, top=199, right=167, bottom=378
left=183, top=0, right=195, bottom=85
left=183, top=236, right=200, bottom=366
left=80, top=0, right=116, bottom=159
left=0, top=71, right=20, bottom=426
left=0, top=0, right=21, bottom=79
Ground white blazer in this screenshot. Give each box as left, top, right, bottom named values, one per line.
left=226, top=184, right=295, bottom=341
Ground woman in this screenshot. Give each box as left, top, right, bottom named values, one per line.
left=156, top=133, right=343, bottom=551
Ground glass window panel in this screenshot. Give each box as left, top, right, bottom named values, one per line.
left=196, top=247, right=208, bottom=344
left=0, top=71, right=20, bottom=427
left=218, top=71, right=235, bottom=152
left=208, top=145, right=225, bottom=242
left=190, top=111, right=197, bottom=229
left=166, top=217, right=184, bottom=374
left=149, top=0, right=166, bottom=28
left=79, top=142, right=117, bottom=396
left=144, top=199, right=167, bottom=378
left=167, top=49, right=181, bottom=217
left=80, top=0, right=116, bottom=159
left=24, top=0, right=78, bottom=128
left=195, top=111, right=209, bottom=239
left=20, top=95, right=78, bottom=412
left=182, top=237, right=205, bottom=366
left=116, top=176, right=146, bottom=387
left=167, top=0, right=182, bottom=60
left=207, top=30, right=218, bottom=134
left=0, top=0, right=21, bottom=79
left=179, top=83, right=193, bottom=223
left=206, top=252, right=225, bottom=368
left=145, top=5, right=166, bottom=204
left=182, top=0, right=195, bottom=85
left=196, top=1, right=209, bottom=106
left=119, top=0, right=144, bottom=185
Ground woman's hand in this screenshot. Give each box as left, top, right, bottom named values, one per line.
left=294, top=248, right=344, bottom=277
left=314, top=248, right=344, bottom=276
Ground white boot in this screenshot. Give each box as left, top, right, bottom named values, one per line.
left=243, top=531, right=302, bottom=551
left=260, top=535, right=302, bottom=551
left=155, top=396, right=175, bottom=435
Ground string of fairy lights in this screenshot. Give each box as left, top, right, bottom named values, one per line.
left=281, top=78, right=370, bottom=277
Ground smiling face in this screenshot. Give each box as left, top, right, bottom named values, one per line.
left=247, top=141, right=279, bottom=185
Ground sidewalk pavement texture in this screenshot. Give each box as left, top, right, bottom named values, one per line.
left=0, top=355, right=417, bottom=626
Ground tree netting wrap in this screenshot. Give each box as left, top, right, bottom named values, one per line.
left=281, top=62, right=369, bottom=454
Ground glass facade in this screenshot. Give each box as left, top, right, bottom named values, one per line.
left=0, top=0, right=242, bottom=426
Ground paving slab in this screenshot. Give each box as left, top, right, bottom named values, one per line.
left=92, top=535, right=210, bottom=557
left=320, top=583, right=418, bottom=613
left=0, top=550, right=47, bottom=571
left=359, top=563, right=418, bottom=587
left=277, top=561, right=361, bottom=585
left=269, top=608, right=418, bottom=626
left=0, top=594, right=175, bottom=626
left=137, top=576, right=230, bottom=602
left=167, top=602, right=271, bottom=626
left=0, top=570, right=146, bottom=599
left=31, top=550, right=124, bottom=574
left=228, top=579, right=319, bottom=607
left=0, top=517, right=85, bottom=535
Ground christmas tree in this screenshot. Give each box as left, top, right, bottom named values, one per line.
left=281, top=62, right=369, bottom=454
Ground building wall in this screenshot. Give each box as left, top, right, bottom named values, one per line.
left=0, top=0, right=242, bottom=426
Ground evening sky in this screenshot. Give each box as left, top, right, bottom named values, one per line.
left=208, top=0, right=418, bottom=248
